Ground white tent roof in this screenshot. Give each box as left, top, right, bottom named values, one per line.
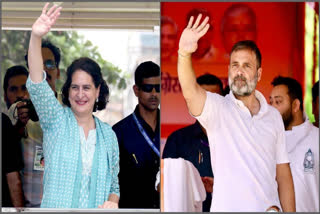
left=2, top=2, right=160, bottom=31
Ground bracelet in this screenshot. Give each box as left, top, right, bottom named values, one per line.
left=178, top=50, right=191, bottom=58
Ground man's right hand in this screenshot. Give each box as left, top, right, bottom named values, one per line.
left=178, top=14, right=210, bottom=57
left=16, top=101, right=30, bottom=125
left=201, top=176, right=214, bottom=193
left=11, top=101, right=30, bottom=138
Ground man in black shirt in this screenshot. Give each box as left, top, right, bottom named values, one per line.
left=2, top=113, right=25, bottom=207
left=113, top=61, right=160, bottom=209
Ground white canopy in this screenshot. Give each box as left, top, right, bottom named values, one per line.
left=2, top=2, right=160, bottom=31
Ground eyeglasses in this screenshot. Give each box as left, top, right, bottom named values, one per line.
left=43, top=59, right=57, bottom=70
left=139, top=84, right=160, bottom=93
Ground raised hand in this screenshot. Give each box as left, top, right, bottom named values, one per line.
left=178, top=14, right=210, bottom=56
left=32, top=3, right=62, bottom=38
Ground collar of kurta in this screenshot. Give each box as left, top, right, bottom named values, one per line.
left=228, top=89, right=269, bottom=118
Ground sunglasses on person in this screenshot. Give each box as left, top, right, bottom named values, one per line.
left=43, top=59, right=57, bottom=70
left=139, top=84, right=160, bottom=93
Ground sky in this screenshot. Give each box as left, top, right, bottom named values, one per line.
left=78, top=29, right=132, bottom=72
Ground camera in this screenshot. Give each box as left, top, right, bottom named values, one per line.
left=15, top=98, right=39, bottom=122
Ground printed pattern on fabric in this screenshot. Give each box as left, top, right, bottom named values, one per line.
left=79, top=175, right=91, bottom=208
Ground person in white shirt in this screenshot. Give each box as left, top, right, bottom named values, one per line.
left=270, top=76, right=319, bottom=212
left=176, top=14, right=295, bottom=212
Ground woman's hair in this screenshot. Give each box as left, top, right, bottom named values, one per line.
left=61, top=57, right=109, bottom=111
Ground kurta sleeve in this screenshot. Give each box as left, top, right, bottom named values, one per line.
left=26, top=71, right=64, bottom=132
left=275, top=111, right=290, bottom=164
left=195, top=91, right=224, bottom=131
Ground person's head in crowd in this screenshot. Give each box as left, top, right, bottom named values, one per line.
left=270, top=76, right=304, bottom=130
left=228, top=40, right=262, bottom=97
left=161, top=16, right=178, bottom=61
left=197, top=73, right=223, bottom=95
left=312, top=81, right=319, bottom=127
left=133, top=61, right=160, bottom=112
left=4, top=65, right=29, bottom=108
left=61, top=57, right=109, bottom=118
left=186, top=8, right=214, bottom=59
left=223, top=85, right=230, bottom=96
left=221, top=3, right=257, bottom=54
left=40, top=157, right=45, bottom=167
left=25, top=40, right=61, bottom=92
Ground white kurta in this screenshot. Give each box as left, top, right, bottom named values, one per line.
left=285, top=117, right=319, bottom=212
left=196, top=90, right=289, bottom=212
left=163, top=158, right=206, bottom=212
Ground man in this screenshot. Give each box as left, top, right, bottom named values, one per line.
left=312, top=81, right=319, bottom=128
left=176, top=14, right=295, bottom=211
left=112, top=61, right=160, bottom=209
left=3, top=65, right=42, bottom=208
left=163, top=74, right=223, bottom=212
left=4, top=40, right=61, bottom=208
left=161, top=16, right=178, bottom=62
left=3, top=66, right=29, bottom=207
left=221, top=3, right=257, bottom=55
left=270, top=76, right=319, bottom=212
left=2, top=112, right=25, bottom=207
left=25, top=40, right=61, bottom=96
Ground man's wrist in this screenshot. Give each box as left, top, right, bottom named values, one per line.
left=266, top=206, right=281, bottom=212
left=178, top=49, right=191, bottom=58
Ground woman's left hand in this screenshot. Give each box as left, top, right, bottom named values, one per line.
left=98, top=200, right=118, bottom=209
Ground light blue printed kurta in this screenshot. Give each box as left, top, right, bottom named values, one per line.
left=26, top=72, right=119, bottom=208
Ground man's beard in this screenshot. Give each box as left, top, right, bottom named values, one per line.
left=229, top=71, right=258, bottom=96
left=282, top=107, right=293, bottom=130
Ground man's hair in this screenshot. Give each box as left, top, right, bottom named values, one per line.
left=134, top=61, right=160, bottom=87
left=231, top=40, right=262, bottom=69
left=3, top=65, right=29, bottom=93
left=25, top=40, right=61, bottom=68
left=271, top=76, right=303, bottom=111
left=161, top=16, right=178, bottom=35
left=312, top=81, right=319, bottom=103
left=196, top=73, right=223, bottom=93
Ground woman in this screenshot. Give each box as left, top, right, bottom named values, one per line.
left=26, top=3, right=119, bottom=208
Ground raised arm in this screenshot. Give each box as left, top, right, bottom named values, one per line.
left=177, top=14, right=210, bottom=116
left=28, top=3, right=61, bottom=83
